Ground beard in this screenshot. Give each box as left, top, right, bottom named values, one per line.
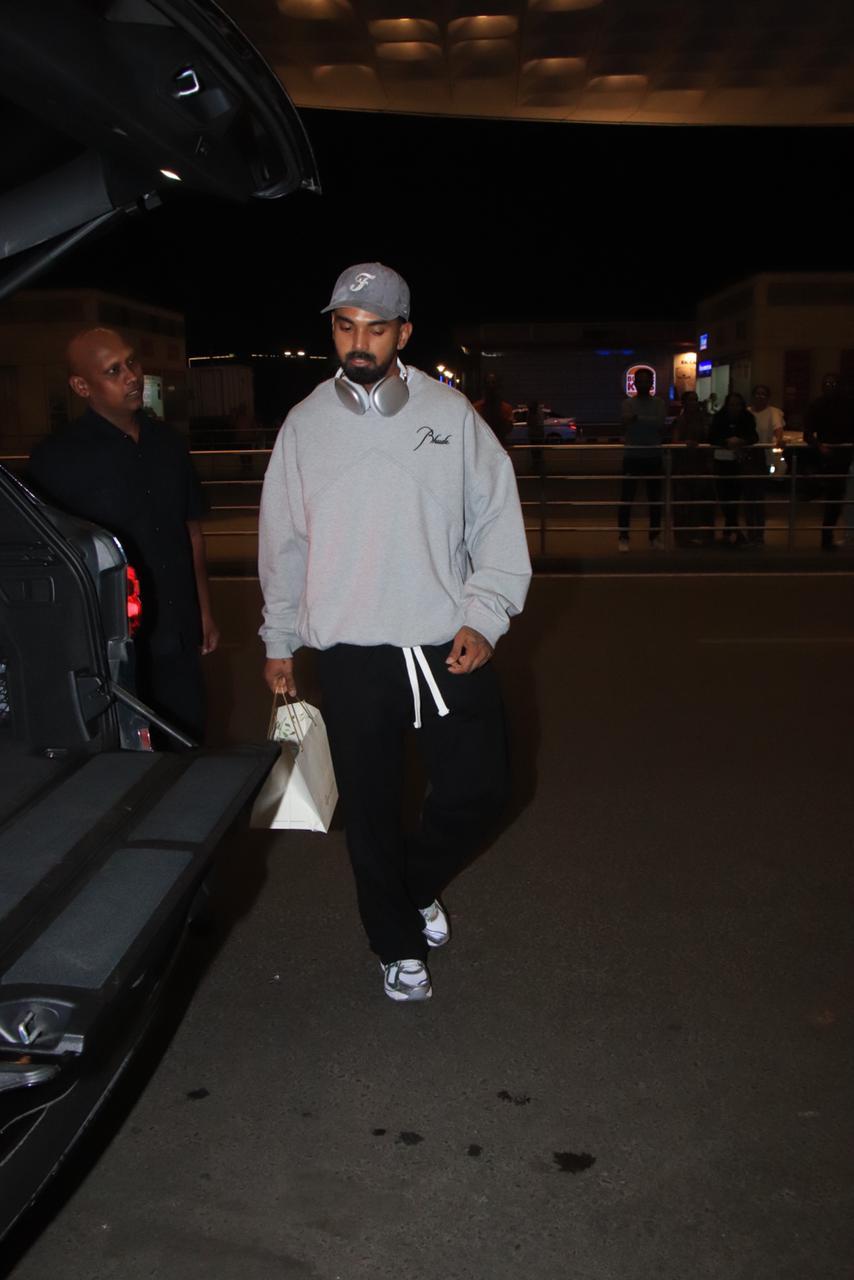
left=342, top=349, right=396, bottom=386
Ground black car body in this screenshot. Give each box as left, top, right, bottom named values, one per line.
left=0, top=0, right=317, bottom=1238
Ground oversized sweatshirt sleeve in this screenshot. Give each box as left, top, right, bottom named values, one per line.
left=258, top=421, right=307, bottom=659
left=461, top=407, right=532, bottom=647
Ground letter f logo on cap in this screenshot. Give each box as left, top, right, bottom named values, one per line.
left=350, top=272, right=376, bottom=293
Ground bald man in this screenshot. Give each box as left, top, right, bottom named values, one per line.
left=28, top=328, right=218, bottom=742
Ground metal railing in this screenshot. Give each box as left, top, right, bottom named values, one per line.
left=187, top=441, right=854, bottom=556
left=4, top=441, right=853, bottom=561
left=510, top=441, right=853, bottom=556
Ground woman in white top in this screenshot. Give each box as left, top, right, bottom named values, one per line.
left=745, top=384, right=785, bottom=545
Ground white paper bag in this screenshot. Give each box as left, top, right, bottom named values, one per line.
left=249, top=699, right=338, bottom=833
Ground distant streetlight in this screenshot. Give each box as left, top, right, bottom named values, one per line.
left=436, top=364, right=445, bottom=373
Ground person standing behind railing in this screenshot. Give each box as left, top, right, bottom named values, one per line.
left=473, top=373, right=514, bottom=451
left=527, top=400, right=545, bottom=473
left=709, top=392, right=758, bottom=546
left=744, top=385, right=785, bottom=545
left=803, top=373, right=854, bottom=551
left=231, top=401, right=257, bottom=476
left=618, top=367, right=667, bottom=552
left=671, top=390, right=713, bottom=546
left=842, top=456, right=854, bottom=547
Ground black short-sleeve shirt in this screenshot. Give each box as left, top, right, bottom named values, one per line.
left=28, top=409, right=206, bottom=653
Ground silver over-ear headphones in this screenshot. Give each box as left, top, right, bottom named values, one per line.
left=334, top=362, right=410, bottom=417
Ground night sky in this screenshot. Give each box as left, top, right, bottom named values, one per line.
left=40, top=110, right=854, bottom=371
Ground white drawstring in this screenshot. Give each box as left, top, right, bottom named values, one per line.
left=413, top=646, right=450, bottom=720
left=403, top=647, right=421, bottom=728
left=402, top=646, right=451, bottom=729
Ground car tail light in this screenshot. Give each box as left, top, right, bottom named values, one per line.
left=126, top=566, right=142, bottom=635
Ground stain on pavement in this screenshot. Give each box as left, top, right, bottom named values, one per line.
left=396, top=1131, right=424, bottom=1146
left=553, top=1151, right=596, bottom=1174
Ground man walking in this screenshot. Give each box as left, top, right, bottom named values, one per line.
left=28, top=328, right=218, bottom=741
left=259, top=263, right=531, bottom=1002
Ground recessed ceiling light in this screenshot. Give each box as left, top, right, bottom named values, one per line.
left=587, top=74, right=648, bottom=93
left=528, top=0, right=603, bottom=10
left=369, top=18, right=440, bottom=42
left=448, top=15, right=518, bottom=41
left=523, top=57, right=586, bottom=79
left=276, top=0, right=351, bottom=17
left=376, top=41, right=442, bottom=62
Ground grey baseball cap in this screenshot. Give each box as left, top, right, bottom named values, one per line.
left=321, top=262, right=410, bottom=321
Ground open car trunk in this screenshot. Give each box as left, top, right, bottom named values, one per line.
left=0, top=0, right=319, bottom=299
left=0, top=465, right=276, bottom=1237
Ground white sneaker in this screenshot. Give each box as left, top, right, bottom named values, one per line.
left=618, top=538, right=629, bottom=553
left=381, top=958, right=432, bottom=1002
left=419, top=899, right=450, bottom=948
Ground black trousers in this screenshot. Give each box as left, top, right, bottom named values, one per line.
left=713, top=460, right=743, bottom=536
left=317, top=642, right=509, bottom=964
left=742, top=473, right=767, bottom=542
left=618, top=458, right=663, bottom=539
left=817, top=448, right=854, bottom=544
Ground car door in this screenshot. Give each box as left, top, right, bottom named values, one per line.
left=0, top=0, right=319, bottom=300
left=0, top=0, right=312, bottom=1237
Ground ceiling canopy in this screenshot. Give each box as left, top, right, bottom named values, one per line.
left=223, top=0, right=854, bottom=125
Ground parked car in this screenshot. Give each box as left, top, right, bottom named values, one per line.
left=0, top=0, right=318, bottom=1241
left=508, top=406, right=580, bottom=444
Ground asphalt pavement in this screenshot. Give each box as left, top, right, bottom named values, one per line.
left=5, top=574, right=854, bottom=1280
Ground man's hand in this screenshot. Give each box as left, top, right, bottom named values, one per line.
left=726, top=435, right=743, bottom=448
left=265, top=657, right=297, bottom=697
left=200, top=612, right=220, bottom=655
left=446, top=627, right=493, bottom=675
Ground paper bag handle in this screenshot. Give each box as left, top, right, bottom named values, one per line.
left=267, top=691, right=317, bottom=742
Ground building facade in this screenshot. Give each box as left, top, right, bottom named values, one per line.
left=187, top=362, right=255, bottom=424
left=0, top=290, right=187, bottom=454
left=696, top=273, right=854, bottom=427
left=456, top=320, right=696, bottom=429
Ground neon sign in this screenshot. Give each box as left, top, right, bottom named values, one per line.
left=625, top=364, right=656, bottom=396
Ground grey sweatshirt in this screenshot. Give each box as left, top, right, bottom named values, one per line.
left=258, top=366, right=532, bottom=659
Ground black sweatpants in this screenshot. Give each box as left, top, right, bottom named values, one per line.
left=317, top=642, right=509, bottom=964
